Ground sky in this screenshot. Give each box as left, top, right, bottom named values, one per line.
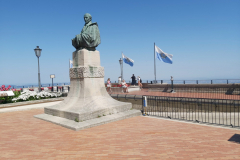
left=0, top=0, right=240, bottom=85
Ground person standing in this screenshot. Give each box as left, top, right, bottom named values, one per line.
left=107, top=78, right=112, bottom=93
left=137, top=76, right=143, bottom=89
left=131, top=74, right=136, bottom=86
left=118, top=76, right=121, bottom=84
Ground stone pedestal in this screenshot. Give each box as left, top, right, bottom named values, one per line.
left=35, top=49, right=141, bottom=130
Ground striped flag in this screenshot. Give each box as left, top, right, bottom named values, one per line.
left=155, top=45, right=173, bottom=64
left=122, top=53, right=134, bottom=67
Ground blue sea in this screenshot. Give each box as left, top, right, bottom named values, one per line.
left=3, top=79, right=240, bottom=89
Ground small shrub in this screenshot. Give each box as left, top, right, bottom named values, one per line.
left=75, top=118, right=79, bottom=122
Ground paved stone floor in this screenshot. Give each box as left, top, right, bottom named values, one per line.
left=1, top=108, right=240, bottom=159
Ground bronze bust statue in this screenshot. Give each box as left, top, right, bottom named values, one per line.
left=72, top=13, right=101, bottom=51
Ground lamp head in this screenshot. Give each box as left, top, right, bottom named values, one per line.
left=34, top=46, right=42, bottom=58
left=119, top=58, right=123, bottom=64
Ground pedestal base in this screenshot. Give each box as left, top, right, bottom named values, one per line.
left=34, top=49, right=141, bottom=130
left=43, top=77, right=133, bottom=121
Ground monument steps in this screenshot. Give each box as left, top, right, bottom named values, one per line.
left=44, top=96, right=133, bottom=121
left=128, top=86, right=141, bottom=92
left=34, top=109, right=141, bottom=131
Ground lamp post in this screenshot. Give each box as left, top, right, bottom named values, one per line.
left=50, top=74, right=55, bottom=92
left=34, top=46, right=42, bottom=92
left=170, top=76, right=175, bottom=93
left=119, top=58, right=123, bottom=81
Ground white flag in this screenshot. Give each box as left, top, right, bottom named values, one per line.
left=69, top=60, right=73, bottom=68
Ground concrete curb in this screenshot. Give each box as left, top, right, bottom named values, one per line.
left=0, top=97, right=64, bottom=109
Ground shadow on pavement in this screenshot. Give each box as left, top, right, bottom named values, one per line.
left=228, top=134, right=240, bottom=144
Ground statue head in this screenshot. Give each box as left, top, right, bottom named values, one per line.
left=84, top=13, right=92, bottom=24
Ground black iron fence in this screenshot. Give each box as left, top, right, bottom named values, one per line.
left=105, top=79, right=240, bottom=84
left=142, top=95, right=240, bottom=128
left=148, top=79, right=240, bottom=84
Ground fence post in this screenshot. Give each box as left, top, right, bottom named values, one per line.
left=161, top=80, right=163, bottom=84
left=143, top=96, right=147, bottom=115
left=57, top=85, right=58, bottom=92
left=170, top=78, right=175, bottom=93
left=196, top=80, right=198, bottom=84
left=184, top=80, right=185, bottom=84
left=211, top=80, right=213, bottom=84
left=227, top=80, right=229, bottom=84
left=68, top=86, right=70, bottom=92
left=147, top=80, right=148, bottom=83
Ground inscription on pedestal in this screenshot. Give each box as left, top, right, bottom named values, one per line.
left=70, top=66, right=104, bottom=78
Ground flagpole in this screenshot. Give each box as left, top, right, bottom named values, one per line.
left=122, top=52, right=124, bottom=81
left=154, top=42, right=156, bottom=83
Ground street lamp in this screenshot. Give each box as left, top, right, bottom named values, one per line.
left=170, top=76, right=175, bottom=93
left=50, top=74, right=55, bottom=91
left=119, top=58, right=123, bottom=81
left=34, top=46, right=42, bottom=92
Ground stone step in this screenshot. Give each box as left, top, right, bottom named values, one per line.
left=128, top=87, right=140, bottom=92
left=129, top=85, right=140, bottom=88
left=34, top=109, right=142, bottom=131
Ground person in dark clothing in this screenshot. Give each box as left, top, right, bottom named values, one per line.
left=131, top=74, right=136, bottom=85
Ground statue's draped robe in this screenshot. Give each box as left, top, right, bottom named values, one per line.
left=72, top=22, right=101, bottom=50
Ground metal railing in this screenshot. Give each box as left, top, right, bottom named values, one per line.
left=11, top=82, right=70, bottom=89
left=105, top=79, right=240, bottom=84
left=146, top=79, right=240, bottom=84
left=148, top=85, right=240, bottom=96
left=142, top=95, right=240, bottom=128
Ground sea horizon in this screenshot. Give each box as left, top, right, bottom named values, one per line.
left=2, top=79, right=240, bottom=89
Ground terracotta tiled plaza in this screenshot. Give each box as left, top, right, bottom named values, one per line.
left=1, top=106, right=240, bottom=159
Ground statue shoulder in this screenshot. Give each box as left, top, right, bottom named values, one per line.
left=89, top=22, right=98, bottom=27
